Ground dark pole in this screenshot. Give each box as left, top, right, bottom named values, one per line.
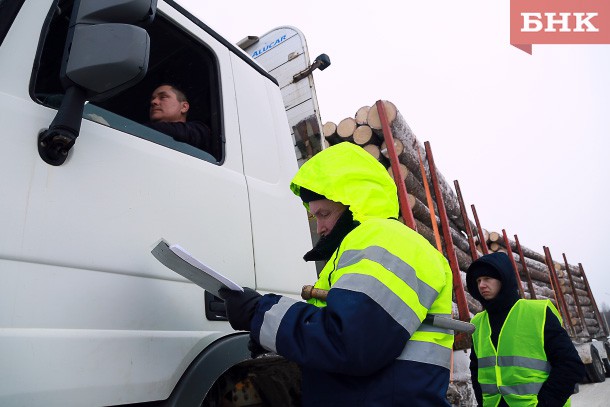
left=544, top=246, right=575, bottom=337
left=562, top=253, right=589, bottom=337
left=502, top=229, right=525, bottom=298
left=418, top=149, right=442, bottom=251
left=579, top=263, right=609, bottom=337
left=375, top=100, right=416, bottom=231
left=424, top=142, right=469, bottom=323
left=471, top=204, right=489, bottom=255
left=514, top=234, right=536, bottom=299
left=454, top=180, right=478, bottom=261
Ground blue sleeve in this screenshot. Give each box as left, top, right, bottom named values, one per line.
left=250, top=287, right=411, bottom=376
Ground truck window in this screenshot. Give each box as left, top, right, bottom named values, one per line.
left=30, top=1, right=224, bottom=163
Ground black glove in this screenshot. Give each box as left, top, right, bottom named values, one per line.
left=218, top=287, right=262, bottom=331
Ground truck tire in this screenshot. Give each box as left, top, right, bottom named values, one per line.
left=585, top=345, right=606, bottom=383
left=202, top=355, right=301, bottom=406
left=603, top=342, right=610, bottom=378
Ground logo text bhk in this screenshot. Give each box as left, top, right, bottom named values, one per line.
left=521, top=12, right=599, bottom=32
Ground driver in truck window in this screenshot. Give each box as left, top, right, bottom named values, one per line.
left=146, top=84, right=220, bottom=159
left=467, top=252, right=585, bottom=407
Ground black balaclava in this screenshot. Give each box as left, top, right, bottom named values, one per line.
left=466, top=252, right=520, bottom=315
left=300, top=187, right=360, bottom=262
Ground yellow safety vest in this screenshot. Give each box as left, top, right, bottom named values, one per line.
left=472, top=299, right=570, bottom=407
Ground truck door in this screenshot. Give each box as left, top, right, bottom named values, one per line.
left=230, top=51, right=317, bottom=297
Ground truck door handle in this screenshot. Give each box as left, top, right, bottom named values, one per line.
left=205, top=291, right=228, bottom=321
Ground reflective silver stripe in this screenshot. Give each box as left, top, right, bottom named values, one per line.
left=419, top=322, right=452, bottom=335
left=420, top=313, right=453, bottom=334
left=333, top=273, right=421, bottom=335
left=258, top=297, right=299, bottom=353
left=499, top=382, right=544, bottom=396
left=478, top=356, right=497, bottom=368
left=480, top=384, right=500, bottom=394
left=338, top=246, right=439, bottom=308
left=497, top=356, right=551, bottom=372
left=396, top=340, right=452, bottom=369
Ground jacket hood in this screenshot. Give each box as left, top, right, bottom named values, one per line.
left=290, top=143, right=399, bottom=222
left=466, top=252, right=520, bottom=312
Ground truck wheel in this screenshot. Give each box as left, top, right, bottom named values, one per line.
left=202, top=356, right=301, bottom=406
left=585, top=345, right=606, bottom=383
left=603, top=343, right=610, bottom=378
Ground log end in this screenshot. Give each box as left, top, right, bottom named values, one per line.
left=354, top=106, right=370, bottom=125
left=367, top=100, right=397, bottom=130
left=337, top=117, right=357, bottom=139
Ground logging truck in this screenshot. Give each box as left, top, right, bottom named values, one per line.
left=1, top=1, right=607, bottom=406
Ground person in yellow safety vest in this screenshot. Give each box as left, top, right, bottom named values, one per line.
left=220, top=142, right=454, bottom=406
left=466, top=252, right=585, bottom=407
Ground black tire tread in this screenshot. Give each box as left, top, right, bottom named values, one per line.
left=604, top=342, right=610, bottom=378
left=586, top=345, right=606, bottom=383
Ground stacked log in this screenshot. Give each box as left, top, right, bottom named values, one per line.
left=354, top=106, right=370, bottom=125
left=352, top=125, right=378, bottom=146
left=321, top=99, right=602, bottom=345
left=336, top=117, right=357, bottom=143
left=322, top=121, right=340, bottom=146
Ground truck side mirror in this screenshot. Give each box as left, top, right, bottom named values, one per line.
left=292, top=53, right=331, bottom=83
left=38, top=0, right=157, bottom=166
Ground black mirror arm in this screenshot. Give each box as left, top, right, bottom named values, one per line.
left=38, top=85, right=87, bottom=166
left=292, top=53, right=331, bottom=83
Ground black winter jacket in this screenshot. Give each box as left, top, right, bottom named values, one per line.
left=147, top=120, right=220, bottom=160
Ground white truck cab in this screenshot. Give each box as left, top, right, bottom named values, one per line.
left=0, top=0, right=325, bottom=405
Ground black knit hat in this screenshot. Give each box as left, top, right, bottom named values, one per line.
left=299, top=187, right=326, bottom=203
left=467, top=262, right=502, bottom=283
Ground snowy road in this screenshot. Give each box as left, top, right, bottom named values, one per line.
left=571, top=380, right=610, bottom=406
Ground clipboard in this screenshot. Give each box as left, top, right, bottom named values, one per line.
left=151, top=239, right=243, bottom=297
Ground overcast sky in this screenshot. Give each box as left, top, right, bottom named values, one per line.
left=176, top=1, right=610, bottom=308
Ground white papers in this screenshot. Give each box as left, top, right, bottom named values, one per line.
left=169, top=243, right=243, bottom=292
left=151, top=239, right=243, bottom=296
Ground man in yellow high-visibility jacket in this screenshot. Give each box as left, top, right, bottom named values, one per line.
left=221, top=142, right=454, bottom=406
left=467, top=252, right=585, bottom=406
